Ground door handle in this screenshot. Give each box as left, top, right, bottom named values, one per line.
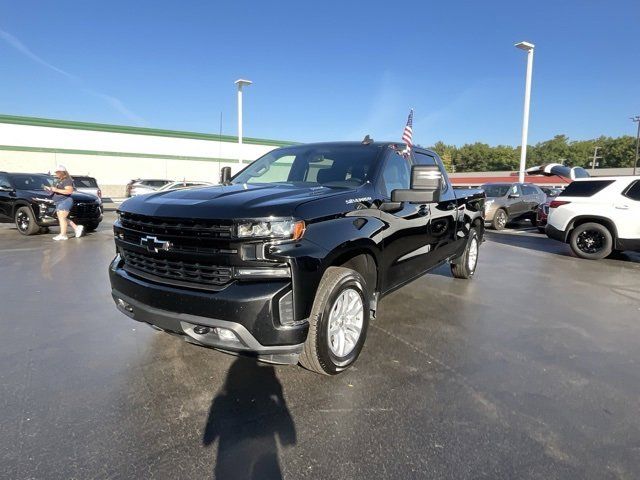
left=615, top=205, right=629, bottom=210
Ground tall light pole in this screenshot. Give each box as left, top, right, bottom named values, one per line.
left=632, top=115, right=640, bottom=176
left=235, top=78, right=252, bottom=162
left=515, top=41, right=535, bottom=183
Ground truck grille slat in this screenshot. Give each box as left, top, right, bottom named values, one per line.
left=120, top=212, right=232, bottom=239
left=121, top=248, right=233, bottom=286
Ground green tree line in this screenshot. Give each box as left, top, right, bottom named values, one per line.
left=428, top=135, right=637, bottom=172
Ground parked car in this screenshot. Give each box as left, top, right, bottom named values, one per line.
left=156, top=181, right=215, bottom=192
left=126, top=179, right=171, bottom=197
left=482, top=182, right=546, bottom=230
left=110, top=141, right=486, bottom=375
left=0, top=172, right=103, bottom=235
left=534, top=187, right=562, bottom=232
left=546, top=176, right=640, bottom=259
left=73, top=175, right=102, bottom=199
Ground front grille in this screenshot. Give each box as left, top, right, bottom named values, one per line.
left=72, top=203, right=100, bottom=217
left=121, top=248, right=233, bottom=288
left=120, top=212, right=232, bottom=239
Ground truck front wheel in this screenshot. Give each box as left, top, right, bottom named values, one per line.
left=300, top=267, right=370, bottom=375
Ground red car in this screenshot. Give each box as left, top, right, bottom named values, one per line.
left=535, top=187, right=562, bottom=233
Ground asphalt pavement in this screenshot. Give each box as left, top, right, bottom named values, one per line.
left=1, top=214, right=639, bottom=479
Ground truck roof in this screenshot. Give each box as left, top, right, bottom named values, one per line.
left=280, top=141, right=437, bottom=156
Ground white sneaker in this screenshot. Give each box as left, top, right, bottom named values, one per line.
left=74, top=225, right=85, bottom=238
left=53, top=234, right=69, bottom=241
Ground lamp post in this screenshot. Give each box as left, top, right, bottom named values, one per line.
left=515, top=41, right=535, bottom=183
left=235, top=79, right=253, bottom=162
left=632, top=115, right=640, bottom=176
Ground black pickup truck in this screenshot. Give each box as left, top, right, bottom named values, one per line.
left=109, top=141, right=485, bottom=375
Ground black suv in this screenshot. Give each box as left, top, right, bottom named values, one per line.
left=0, top=172, right=103, bottom=235
left=110, top=141, right=485, bottom=374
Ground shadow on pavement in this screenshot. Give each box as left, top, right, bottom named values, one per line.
left=486, top=230, right=640, bottom=265
left=203, top=357, right=296, bottom=480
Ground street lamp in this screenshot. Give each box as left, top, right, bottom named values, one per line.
left=235, top=78, right=252, bottom=162
left=515, top=41, right=535, bottom=183
left=631, top=116, right=639, bottom=176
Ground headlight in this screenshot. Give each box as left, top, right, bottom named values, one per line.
left=485, top=199, right=495, bottom=207
left=236, top=220, right=305, bottom=240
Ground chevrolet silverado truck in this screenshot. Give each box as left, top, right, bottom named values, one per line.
left=109, top=141, right=485, bottom=375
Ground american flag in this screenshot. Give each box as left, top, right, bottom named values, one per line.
left=402, top=109, right=414, bottom=148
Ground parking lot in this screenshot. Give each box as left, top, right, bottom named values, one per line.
left=1, top=212, right=640, bottom=479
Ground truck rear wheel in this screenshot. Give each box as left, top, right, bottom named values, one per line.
left=299, top=267, right=370, bottom=375
left=451, top=229, right=480, bottom=279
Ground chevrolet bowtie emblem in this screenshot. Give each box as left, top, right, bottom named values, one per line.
left=140, top=235, right=171, bottom=253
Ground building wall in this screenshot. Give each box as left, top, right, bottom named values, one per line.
left=0, top=115, right=295, bottom=197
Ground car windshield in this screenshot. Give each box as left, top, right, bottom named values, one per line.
left=482, top=184, right=511, bottom=197
left=11, top=174, right=54, bottom=190
left=232, top=144, right=381, bottom=188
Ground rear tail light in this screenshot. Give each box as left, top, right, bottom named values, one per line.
left=549, top=200, right=571, bottom=209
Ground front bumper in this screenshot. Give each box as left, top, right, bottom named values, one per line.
left=109, top=256, right=308, bottom=363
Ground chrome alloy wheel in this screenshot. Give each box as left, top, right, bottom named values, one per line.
left=495, top=210, right=507, bottom=229
left=327, top=288, right=364, bottom=358
left=16, top=210, right=30, bottom=232
left=468, top=237, right=479, bottom=271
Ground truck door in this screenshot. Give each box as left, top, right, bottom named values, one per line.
left=0, top=173, right=14, bottom=221
left=376, top=149, right=435, bottom=292
left=413, top=151, right=459, bottom=264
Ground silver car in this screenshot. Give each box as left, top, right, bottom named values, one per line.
left=482, top=182, right=546, bottom=230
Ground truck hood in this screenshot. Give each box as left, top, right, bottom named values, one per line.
left=118, top=183, right=354, bottom=219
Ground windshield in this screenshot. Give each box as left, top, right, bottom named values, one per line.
left=232, top=144, right=380, bottom=188
left=482, top=184, right=511, bottom=197
left=11, top=174, right=54, bottom=190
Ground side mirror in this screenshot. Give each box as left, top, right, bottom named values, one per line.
left=391, top=165, right=442, bottom=204
left=219, top=166, right=232, bottom=185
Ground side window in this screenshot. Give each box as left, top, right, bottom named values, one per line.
left=511, top=184, right=523, bottom=196
left=379, top=151, right=411, bottom=198
left=0, top=174, right=11, bottom=189
left=624, top=180, right=640, bottom=201
left=522, top=185, right=537, bottom=195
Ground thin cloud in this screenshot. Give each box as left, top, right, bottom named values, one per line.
left=0, top=27, right=146, bottom=125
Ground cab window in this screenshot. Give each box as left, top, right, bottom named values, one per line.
left=379, top=151, right=411, bottom=198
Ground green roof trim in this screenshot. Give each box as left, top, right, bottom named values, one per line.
left=0, top=145, right=242, bottom=163
left=0, top=114, right=298, bottom=147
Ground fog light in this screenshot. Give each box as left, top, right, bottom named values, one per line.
left=193, top=325, right=211, bottom=335
left=214, top=328, right=239, bottom=342
left=278, top=291, right=294, bottom=325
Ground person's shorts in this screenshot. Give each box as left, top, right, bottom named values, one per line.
left=55, top=197, right=74, bottom=212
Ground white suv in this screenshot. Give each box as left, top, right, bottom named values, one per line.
left=546, top=176, right=640, bottom=259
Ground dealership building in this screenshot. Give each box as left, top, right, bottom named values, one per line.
left=0, top=114, right=294, bottom=197
left=1, top=114, right=633, bottom=197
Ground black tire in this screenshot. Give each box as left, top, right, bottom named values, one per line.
left=451, top=229, right=480, bottom=279
left=299, top=267, right=370, bottom=375
left=569, top=222, right=613, bottom=260
left=39, top=227, right=50, bottom=234
left=15, top=206, right=40, bottom=236
left=491, top=209, right=508, bottom=230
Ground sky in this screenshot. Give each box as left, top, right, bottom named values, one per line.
left=0, top=0, right=638, bottom=146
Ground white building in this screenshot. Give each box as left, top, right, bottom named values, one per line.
left=0, top=114, right=295, bottom=197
